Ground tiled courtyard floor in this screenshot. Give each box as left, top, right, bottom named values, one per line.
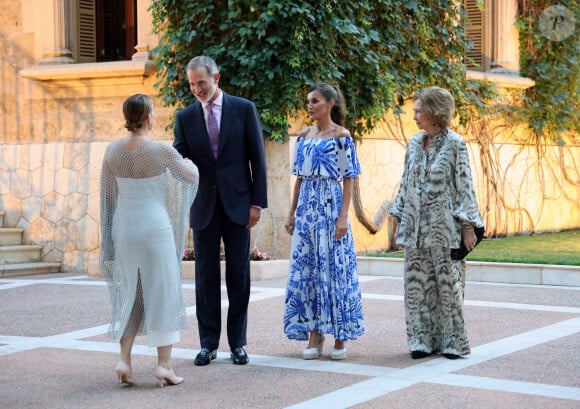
left=1, top=272, right=579, bottom=408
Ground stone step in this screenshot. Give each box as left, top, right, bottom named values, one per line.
left=0, top=245, right=42, bottom=264
left=0, top=228, right=24, bottom=246
left=357, top=257, right=580, bottom=287
left=0, top=262, right=61, bottom=278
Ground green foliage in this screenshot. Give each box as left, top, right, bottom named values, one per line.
left=150, top=0, right=483, bottom=142
left=512, top=0, right=580, bottom=139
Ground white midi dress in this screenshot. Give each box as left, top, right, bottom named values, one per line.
left=100, top=140, right=199, bottom=347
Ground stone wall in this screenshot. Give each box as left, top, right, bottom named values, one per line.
left=2, top=133, right=578, bottom=274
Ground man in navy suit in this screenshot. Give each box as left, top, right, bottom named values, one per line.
left=173, top=56, right=268, bottom=366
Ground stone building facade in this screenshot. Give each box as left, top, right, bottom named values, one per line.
left=0, top=1, right=578, bottom=274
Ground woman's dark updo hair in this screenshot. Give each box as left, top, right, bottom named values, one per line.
left=123, top=94, right=153, bottom=132
left=308, top=83, right=346, bottom=126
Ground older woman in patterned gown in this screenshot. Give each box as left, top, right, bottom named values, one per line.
left=389, top=86, right=484, bottom=360
left=283, top=83, right=364, bottom=361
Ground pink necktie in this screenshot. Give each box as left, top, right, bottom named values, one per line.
left=207, top=103, right=219, bottom=157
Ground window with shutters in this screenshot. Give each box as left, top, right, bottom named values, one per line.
left=464, top=0, right=490, bottom=71
left=76, top=0, right=137, bottom=63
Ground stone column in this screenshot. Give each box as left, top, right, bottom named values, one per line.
left=132, top=0, right=155, bottom=61
left=490, top=0, right=520, bottom=75
left=39, top=0, right=74, bottom=65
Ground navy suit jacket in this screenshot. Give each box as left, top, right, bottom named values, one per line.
left=173, top=92, right=268, bottom=230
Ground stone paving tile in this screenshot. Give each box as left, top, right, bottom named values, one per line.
left=0, top=283, right=110, bottom=337
left=456, top=333, right=580, bottom=387
left=0, top=272, right=579, bottom=409
left=351, top=383, right=580, bottom=409
left=464, top=282, right=580, bottom=307
left=0, top=348, right=370, bottom=409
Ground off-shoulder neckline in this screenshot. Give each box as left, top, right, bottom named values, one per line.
left=299, top=135, right=352, bottom=140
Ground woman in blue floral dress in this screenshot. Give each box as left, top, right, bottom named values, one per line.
left=283, top=83, right=365, bottom=360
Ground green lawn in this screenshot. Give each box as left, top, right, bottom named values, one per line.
left=363, top=229, right=580, bottom=266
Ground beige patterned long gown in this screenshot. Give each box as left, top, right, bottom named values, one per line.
left=389, top=129, right=484, bottom=356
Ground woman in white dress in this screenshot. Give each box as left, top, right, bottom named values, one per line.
left=100, top=94, right=199, bottom=387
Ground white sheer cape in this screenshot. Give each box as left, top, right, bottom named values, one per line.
left=99, top=139, right=198, bottom=343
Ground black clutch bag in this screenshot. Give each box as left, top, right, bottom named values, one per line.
left=450, top=226, right=485, bottom=260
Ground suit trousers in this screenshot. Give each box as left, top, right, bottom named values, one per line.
left=193, top=194, right=251, bottom=350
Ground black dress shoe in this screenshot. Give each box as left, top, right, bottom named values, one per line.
left=230, top=347, right=249, bottom=365
left=443, top=353, right=460, bottom=360
left=194, top=348, right=217, bottom=366
left=410, top=350, right=430, bottom=359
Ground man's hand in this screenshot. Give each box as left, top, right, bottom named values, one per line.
left=246, top=206, right=261, bottom=229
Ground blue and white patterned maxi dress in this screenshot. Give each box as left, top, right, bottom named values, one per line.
left=283, top=136, right=365, bottom=342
